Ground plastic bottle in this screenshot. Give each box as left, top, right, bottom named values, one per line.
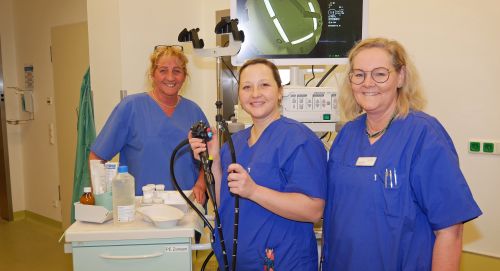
left=80, top=187, right=95, bottom=205
left=112, top=165, right=136, bottom=224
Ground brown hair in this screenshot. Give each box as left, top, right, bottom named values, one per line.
left=238, top=58, right=282, bottom=87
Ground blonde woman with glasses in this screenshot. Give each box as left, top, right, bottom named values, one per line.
left=322, top=37, right=482, bottom=271
left=90, top=45, right=208, bottom=204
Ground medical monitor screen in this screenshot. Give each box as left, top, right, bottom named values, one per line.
left=230, top=0, right=367, bottom=66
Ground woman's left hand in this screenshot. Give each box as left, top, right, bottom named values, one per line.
left=192, top=182, right=207, bottom=205
left=227, top=163, right=258, bottom=199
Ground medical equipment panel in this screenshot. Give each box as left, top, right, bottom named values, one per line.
left=282, top=86, right=339, bottom=132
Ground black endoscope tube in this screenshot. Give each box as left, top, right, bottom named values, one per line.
left=201, top=250, right=215, bottom=270
left=170, top=139, right=229, bottom=270
left=198, top=140, right=230, bottom=271
left=219, top=120, right=239, bottom=271
left=170, top=139, right=213, bottom=233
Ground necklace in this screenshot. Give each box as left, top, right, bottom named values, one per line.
left=365, top=113, right=396, bottom=138
left=150, top=91, right=181, bottom=109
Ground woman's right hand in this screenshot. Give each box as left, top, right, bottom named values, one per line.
left=188, top=128, right=219, bottom=161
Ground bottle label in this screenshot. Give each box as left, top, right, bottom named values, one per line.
left=116, top=204, right=135, bottom=222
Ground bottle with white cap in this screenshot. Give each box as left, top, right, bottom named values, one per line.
left=112, top=165, right=136, bottom=224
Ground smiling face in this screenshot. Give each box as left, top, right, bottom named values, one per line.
left=238, top=63, right=283, bottom=124
left=351, top=47, right=405, bottom=117
left=152, top=55, right=186, bottom=97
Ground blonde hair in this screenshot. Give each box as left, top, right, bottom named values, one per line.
left=147, top=46, right=189, bottom=90
left=339, top=37, right=427, bottom=121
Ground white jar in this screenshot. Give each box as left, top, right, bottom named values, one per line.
left=142, top=185, right=154, bottom=204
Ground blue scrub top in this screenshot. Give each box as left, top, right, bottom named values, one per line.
left=213, top=117, right=327, bottom=271
left=91, top=93, right=208, bottom=195
left=323, top=111, right=482, bottom=271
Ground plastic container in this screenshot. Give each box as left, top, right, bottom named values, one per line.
left=142, top=185, right=154, bottom=204
left=80, top=187, right=95, bottom=205
left=112, top=165, right=136, bottom=224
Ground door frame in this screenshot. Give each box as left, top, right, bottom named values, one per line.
left=0, top=36, right=14, bottom=221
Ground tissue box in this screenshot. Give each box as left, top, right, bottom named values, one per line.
left=74, top=202, right=113, bottom=223
left=156, top=190, right=193, bottom=213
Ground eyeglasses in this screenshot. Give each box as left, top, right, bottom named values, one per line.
left=348, top=67, right=393, bottom=85
left=154, top=45, right=183, bottom=52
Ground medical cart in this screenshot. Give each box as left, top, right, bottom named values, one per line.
left=65, top=215, right=195, bottom=271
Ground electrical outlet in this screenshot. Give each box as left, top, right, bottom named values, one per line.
left=483, top=142, right=494, bottom=153
left=469, top=139, right=500, bottom=155
left=482, top=141, right=500, bottom=154
left=469, top=141, right=481, bottom=152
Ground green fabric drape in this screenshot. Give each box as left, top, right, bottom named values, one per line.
left=71, top=68, right=96, bottom=223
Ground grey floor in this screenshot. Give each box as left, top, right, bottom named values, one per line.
left=0, top=218, right=218, bottom=271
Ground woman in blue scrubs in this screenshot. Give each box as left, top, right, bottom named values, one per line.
left=322, top=38, right=482, bottom=271
left=90, top=45, right=208, bottom=203
left=190, top=58, right=327, bottom=270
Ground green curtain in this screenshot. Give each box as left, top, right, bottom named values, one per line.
left=71, top=68, right=96, bottom=223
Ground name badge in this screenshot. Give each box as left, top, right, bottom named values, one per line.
left=356, top=157, right=377, bottom=167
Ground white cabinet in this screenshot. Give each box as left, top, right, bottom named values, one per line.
left=71, top=238, right=191, bottom=271
left=66, top=218, right=194, bottom=271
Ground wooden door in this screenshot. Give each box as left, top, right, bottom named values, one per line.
left=51, top=22, right=89, bottom=229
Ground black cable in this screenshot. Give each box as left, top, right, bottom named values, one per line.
left=201, top=250, right=215, bottom=271
left=316, top=65, right=338, bottom=87
left=319, top=132, right=329, bottom=140
left=198, top=153, right=229, bottom=271
left=170, top=139, right=213, bottom=232
left=305, top=65, right=315, bottom=86
left=221, top=56, right=238, bottom=82
left=170, top=139, right=230, bottom=270
left=219, top=120, right=239, bottom=271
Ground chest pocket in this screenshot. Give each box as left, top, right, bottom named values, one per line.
left=248, top=162, right=283, bottom=191
left=375, top=169, right=407, bottom=218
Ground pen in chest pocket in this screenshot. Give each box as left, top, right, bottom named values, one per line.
left=384, top=169, right=388, bottom=188
left=394, top=168, right=398, bottom=186
left=383, top=168, right=398, bottom=188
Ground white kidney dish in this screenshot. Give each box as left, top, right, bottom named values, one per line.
left=137, top=204, right=185, bottom=229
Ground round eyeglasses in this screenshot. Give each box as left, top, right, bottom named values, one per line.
left=348, top=67, right=392, bottom=85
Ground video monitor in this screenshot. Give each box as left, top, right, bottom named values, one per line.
left=230, top=0, right=368, bottom=66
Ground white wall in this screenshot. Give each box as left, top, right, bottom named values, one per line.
left=0, top=0, right=87, bottom=220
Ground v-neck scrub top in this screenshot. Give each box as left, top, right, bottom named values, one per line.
left=213, top=117, right=327, bottom=271
left=91, top=93, right=208, bottom=195
left=322, top=111, right=482, bottom=271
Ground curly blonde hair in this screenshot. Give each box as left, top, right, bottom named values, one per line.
left=339, top=37, right=427, bottom=121
left=147, top=46, right=189, bottom=90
